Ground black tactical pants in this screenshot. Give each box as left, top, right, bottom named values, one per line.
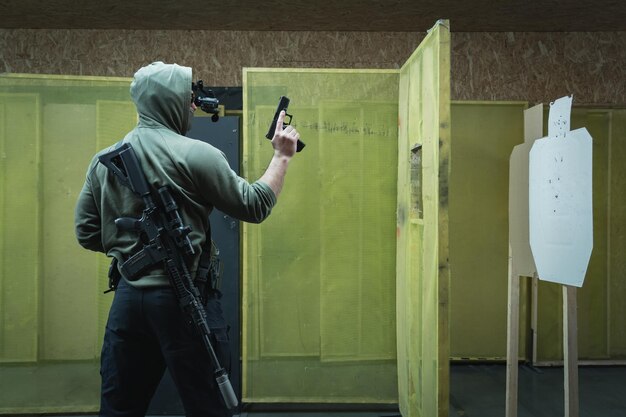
left=99, top=278, right=231, bottom=417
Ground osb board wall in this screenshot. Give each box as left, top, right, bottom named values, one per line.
left=1, top=30, right=625, bottom=105
left=0, top=30, right=421, bottom=82
left=452, top=32, right=626, bottom=105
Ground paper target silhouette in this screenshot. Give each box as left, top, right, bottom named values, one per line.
left=529, top=96, right=593, bottom=287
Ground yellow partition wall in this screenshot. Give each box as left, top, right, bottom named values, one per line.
left=0, top=91, right=40, bottom=364
left=448, top=102, right=528, bottom=360
left=534, top=108, right=626, bottom=363
left=609, top=109, right=626, bottom=358
left=395, top=21, right=450, bottom=417
left=0, top=74, right=136, bottom=413
left=445, top=103, right=626, bottom=363
left=242, top=69, right=399, bottom=402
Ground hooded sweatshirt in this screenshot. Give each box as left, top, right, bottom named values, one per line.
left=75, top=62, right=276, bottom=287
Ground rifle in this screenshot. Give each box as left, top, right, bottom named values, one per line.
left=98, top=143, right=238, bottom=410
left=265, top=96, right=305, bottom=152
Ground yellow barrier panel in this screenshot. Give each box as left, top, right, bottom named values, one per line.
left=0, top=74, right=135, bottom=413
left=0, top=92, right=40, bottom=363
left=243, top=68, right=400, bottom=402
left=396, top=21, right=450, bottom=417
left=448, top=101, right=528, bottom=360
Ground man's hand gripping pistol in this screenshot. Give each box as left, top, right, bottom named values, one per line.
left=265, top=96, right=305, bottom=153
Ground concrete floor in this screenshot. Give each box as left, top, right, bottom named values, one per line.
left=2, top=363, right=625, bottom=416
left=152, top=364, right=626, bottom=417
left=449, top=363, right=626, bottom=417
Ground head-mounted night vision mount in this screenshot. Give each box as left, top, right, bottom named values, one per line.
left=192, top=80, right=220, bottom=122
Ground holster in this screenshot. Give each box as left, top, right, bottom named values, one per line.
left=104, top=257, right=122, bottom=294
left=195, top=240, right=223, bottom=302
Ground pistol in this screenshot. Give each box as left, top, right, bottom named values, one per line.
left=265, top=96, right=305, bottom=152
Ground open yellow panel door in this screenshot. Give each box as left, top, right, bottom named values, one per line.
left=396, top=20, right=451, bottom=417
left=242, top=19, right=450, bottom=409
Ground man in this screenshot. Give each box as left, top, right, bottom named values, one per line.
left=75, top=61, right=300, bottom=417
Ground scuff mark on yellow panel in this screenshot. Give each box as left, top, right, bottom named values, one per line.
left=396, top=20, right=450, bottom=417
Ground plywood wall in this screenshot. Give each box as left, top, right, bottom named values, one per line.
left=451, top=32, right=626, bottom=105
left=1, top=29, right=624, bottom=105
left=0, top=29, right=421, bottom=83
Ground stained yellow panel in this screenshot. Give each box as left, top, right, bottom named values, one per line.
left=395, top=20, right=450, bottom=417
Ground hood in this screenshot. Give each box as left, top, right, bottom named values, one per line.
left=130, top=61, right=192, bottom=135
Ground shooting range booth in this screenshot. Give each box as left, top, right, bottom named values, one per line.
left=241, top=20, right=450, bottom=417
left=1, top=18, right=626, bottom=417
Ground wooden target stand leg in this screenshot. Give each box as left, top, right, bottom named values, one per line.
left=563, top=285, right=579, bottom=417
left=506, top=261, right=580, bottom=417
left=506, top=247, right=520, bottom=417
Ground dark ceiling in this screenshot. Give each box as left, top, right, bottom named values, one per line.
left=0, top=0, right=625, bottom=32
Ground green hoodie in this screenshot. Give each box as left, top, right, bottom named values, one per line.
left=75, top=62, right=276, bottom=287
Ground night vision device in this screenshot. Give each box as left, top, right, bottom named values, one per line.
left=192, top=80, right=220, bottom=122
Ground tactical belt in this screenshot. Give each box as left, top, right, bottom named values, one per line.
left=118, top=240, right=221, bottom=295
left=107, top=217, right=221, bottom=299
